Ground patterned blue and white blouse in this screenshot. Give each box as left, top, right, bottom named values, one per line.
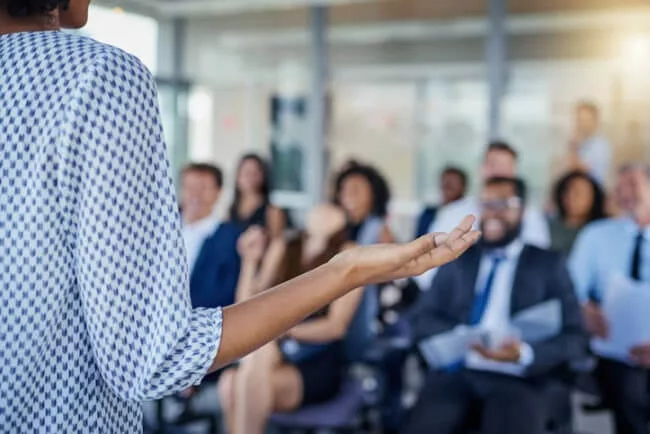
left=0, top=31, right=223, bottom=433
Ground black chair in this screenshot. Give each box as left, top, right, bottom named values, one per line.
left=149, top=378, right=222, bottom=434
left=467, top=380, right=573, bottom=434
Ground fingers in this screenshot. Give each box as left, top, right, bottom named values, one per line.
left=431, top=229, right=481, bottom=262
left=390, top=215, right=480, bottom=279
left=446, top=215, right=476, bottom=243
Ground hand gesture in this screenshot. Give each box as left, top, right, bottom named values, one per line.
left=237, top=226, right=267, bottom=264
left=583, top=302, right=609, bottom=339
left=331, top=215, right=480, bottom=288
left=472, top=339, right=522, bottom=363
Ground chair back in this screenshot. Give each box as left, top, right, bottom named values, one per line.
left=343, top=216, right=384, bottom=362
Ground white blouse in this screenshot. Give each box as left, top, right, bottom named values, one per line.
left=0, top=31, right=222, bottom=433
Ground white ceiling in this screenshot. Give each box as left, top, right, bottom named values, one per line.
left=98, top=0, right=382, bottom=17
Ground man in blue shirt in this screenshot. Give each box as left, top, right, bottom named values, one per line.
left=569, top=163, right=650, bottom=434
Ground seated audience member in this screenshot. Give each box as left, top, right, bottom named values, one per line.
left=229, top=153, right=286, bottom=236
left=406, top=177, right=584, bottom=434
left=569, top=163, right=650, bottom=434
left=415, top=166, right=468, bottom=239
left=229, top=153, right=288, bottom=293
left=416, top=141, right=551, bottom=290
left=177, top=164, right=242, bottom=398
left=181, top=163, right=241, bottom=310
left=548, top=170, right=607, bottom=255
left=218, top=204, right=364, bottom=434
left=334, top=163, right=394, bottom=244
left=563, top=101, right=612, bottom=186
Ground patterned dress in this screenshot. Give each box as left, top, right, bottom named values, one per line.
left=0, top=31, right=222, bottom=433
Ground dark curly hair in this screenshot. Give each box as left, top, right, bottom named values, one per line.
left=553, top=170, right=606, bottom=223
left=1, top=0, right=69, bottom=17
left=334, top=163, right=391, bottom=218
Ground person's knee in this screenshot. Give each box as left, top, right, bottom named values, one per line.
left=272, top=367, right=303, bottom=412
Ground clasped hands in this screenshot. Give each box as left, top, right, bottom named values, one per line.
left=471, top=339, right=523, bottom=364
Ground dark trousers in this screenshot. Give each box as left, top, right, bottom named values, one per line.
left=403, top=369, right=546, bottom=434
left=595, top=357, right=650, bottom=434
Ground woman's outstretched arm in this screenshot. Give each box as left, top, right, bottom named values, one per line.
left=211, top=215, right=480, bottom=370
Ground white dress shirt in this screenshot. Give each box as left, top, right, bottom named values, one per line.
left=182, top=215, right=221, bottom=273
left=464, top=240, right=534, bottom=376
left=415, top=196, right=550, bottom=290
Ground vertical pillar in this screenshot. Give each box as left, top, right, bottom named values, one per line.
left=157, top=18, right=189, bottom=185
left=306, top=5, right=329, bottom=205
left=486, top=0, right=507, bottom=141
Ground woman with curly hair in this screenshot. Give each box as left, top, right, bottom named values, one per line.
left=0, top=2, right=479, bottom=432
left=334, top=163, right=395, bottom=244
left=548, top=170, right=607, bottom=254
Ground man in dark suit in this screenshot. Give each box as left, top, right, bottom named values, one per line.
left=405, top=177, right=585, bottom=434
left=180, top=163, right=242, bottom=310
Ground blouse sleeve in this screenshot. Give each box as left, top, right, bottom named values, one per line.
left=71, top=48, right=221, bottom=401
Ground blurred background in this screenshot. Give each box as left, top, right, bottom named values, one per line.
left=77, top=0, right=650, bottom=239
left=65, top=3, right=650, bottom=433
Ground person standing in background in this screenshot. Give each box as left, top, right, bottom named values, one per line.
left=415, top=166, right=468, bottom=239
left=566, top=101, right=612, bottom=186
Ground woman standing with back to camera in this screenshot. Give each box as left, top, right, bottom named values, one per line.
left=0, top=1, right=479, bottom=432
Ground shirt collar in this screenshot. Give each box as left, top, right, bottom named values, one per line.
left=619, top=216, right=650, bottom=240
left=484, top=238, right=524, bottom=260
left=184, top=214, right=220, bottom=234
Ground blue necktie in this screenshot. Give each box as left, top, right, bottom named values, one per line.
left=443, top=253, right=505, bottom=372
left=630, top=231, right=644, bottom=281
left=469, top=253, right=505, bottom=325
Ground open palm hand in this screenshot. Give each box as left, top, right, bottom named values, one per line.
left=331, top=215, right=480, bottom=288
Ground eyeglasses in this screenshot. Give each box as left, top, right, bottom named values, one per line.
left=480, top=197, right=522, bottom=212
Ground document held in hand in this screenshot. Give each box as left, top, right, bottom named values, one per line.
left=511, top=299, right=562, bottom=344
left=592, top=274, right=650, bottom=363
left=419, top=300, right=562, bottom=370
left=418, top=326, right=484, bottom=369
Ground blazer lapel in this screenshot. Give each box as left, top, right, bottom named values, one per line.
left=190, top=227, right=220, bottom=283
left=461, top=245, right=483, bottom=320
left=510, top=245, right=531, bottom=314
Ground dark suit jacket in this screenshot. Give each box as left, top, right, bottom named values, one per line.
left=415, top=206, right=439, bottom=239
left=189, top=222, right=242, bottom=309
left=412, top=244, right=586, bottom=378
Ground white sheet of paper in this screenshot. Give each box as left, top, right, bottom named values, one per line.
left=592, top=274, right=650, bottom=363
left=511, top=299, right=562, bottom=344
left=418, top=325, right=485, bottom=369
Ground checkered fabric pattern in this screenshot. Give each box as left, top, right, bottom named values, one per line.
left=0, top=31, right=222, bottom=433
